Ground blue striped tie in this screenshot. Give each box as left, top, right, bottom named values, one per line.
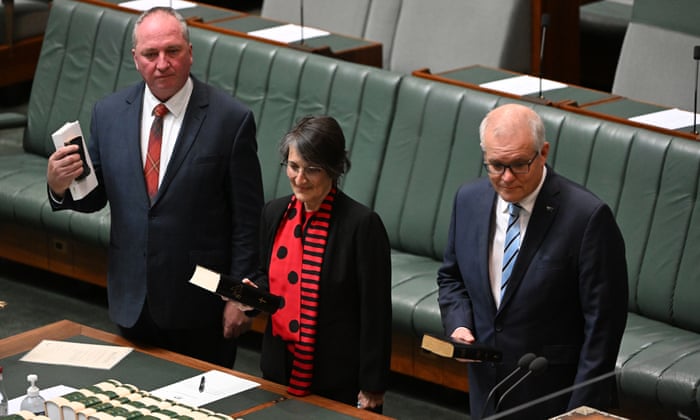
left=501, top=203, right=521, bottom=301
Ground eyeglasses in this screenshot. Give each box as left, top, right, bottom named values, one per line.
left=483, top=151, right=540, bottom=175
left=281, top=161, right=325, bottom=178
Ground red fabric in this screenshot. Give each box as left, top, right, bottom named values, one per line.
left=269, top=189, right=335, bottom=396
left=144, top=103, right=168, bottom=201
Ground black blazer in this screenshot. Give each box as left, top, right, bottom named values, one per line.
left=255, top=190, right=392, bottom=405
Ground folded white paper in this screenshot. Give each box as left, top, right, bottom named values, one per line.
left=20, top=340, right=132, bottom=370
left=51, top=121, right=98, bottom=200
left=628, top=108, right=699, bottom=130
left=248, top=23, right=330, bottom=44
left=480, top=75, right=568, bottom=96
left=118, top=0, right=197, bottom=11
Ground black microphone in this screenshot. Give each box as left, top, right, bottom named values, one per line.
left=693, top=45, right=700, bottom=134
left=493, top=356, right=548, bottom=414
left=479, top=353, right=537, bottom=419
left=538, top=13, right=550, bottom=100
left=299, top=0, right=305, bottom=45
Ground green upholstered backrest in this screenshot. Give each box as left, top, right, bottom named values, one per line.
left=190, top=30, right=402, bottom=204
left=373, top=76, right=500, bottom=261
left=24, top=0, right=140, bottom=159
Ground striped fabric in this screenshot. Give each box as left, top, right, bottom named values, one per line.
left=269, top=189, right=336, bottom=396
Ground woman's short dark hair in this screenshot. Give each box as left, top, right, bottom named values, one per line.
left=280, top=115, right=351, bottom=182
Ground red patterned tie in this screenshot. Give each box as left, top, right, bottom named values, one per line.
left=144, top=103, right=168, bottom=202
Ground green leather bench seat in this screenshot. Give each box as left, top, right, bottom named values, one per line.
left=619, top=313, right=700, bottom=413
left=4, top=0, right=700, bottom=415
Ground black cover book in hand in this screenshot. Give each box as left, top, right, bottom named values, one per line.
left=421, top=333, right=502, bottom=362
left=189, top=265, right=282, bottom=314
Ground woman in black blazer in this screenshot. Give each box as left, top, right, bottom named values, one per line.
left=244, top=115, right=392, bottom=412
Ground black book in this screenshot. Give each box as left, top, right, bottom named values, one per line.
left=421, top=334, right=502, bottom=362
left=189, top=266, right=282, bottom=314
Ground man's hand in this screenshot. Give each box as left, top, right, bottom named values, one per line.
left=451, top=327, right=476, bottom=362
left=47, top=145, right=85, bottom=198
left=356, top=390, right=384, bottom=410
left=451, top=327, right=475, bottom=344
left=222, top=300, right=252, bottom=339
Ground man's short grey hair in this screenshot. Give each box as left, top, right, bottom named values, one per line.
left=479, top=105, right=546, bottom=152
left=132, top=7, right=190, bottom=49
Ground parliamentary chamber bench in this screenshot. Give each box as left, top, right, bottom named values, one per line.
left=2, top=0, right=700, bottom=416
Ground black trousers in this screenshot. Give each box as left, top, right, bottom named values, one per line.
left=118, top=300, right=237, bottom=368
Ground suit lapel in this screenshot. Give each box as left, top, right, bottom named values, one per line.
left=478, top=188, right=500, bottom=312
left=499, top=170, right=561, bottom=310
left=124, top=84, right=148, bottom=200
left=154, top=78, right=208, bottom=204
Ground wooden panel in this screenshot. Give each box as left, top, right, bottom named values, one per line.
left=0, top=222, right=107, bottom=286
left=532, top=0, right=599, bottom=85
left=0, top=222, right=50, bottom=269
left=0, top=36, right=43, bottom=87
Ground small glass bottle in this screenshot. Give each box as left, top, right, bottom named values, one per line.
left=0, top=366, right=9, bottom=416
left=20, top=374, right=45, bottom=415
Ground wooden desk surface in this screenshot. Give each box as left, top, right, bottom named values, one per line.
left=0, top=320, right=391, bottom=419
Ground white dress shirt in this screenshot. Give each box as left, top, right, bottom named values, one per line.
left=489, top=166, right=548, bottom=307
left=140, top=77, right=193, bottom=189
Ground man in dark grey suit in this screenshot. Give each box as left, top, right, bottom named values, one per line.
left=437, top=103, right=628, bottom=419
left=46, top=7, right=263, bottom=367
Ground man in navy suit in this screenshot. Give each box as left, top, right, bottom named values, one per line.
left=46, top=7, right=263, bottom=367
left=437, top=104, right=628, bottom=419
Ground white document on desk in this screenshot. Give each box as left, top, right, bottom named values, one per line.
left=119, top=0, right=197, bottom=11
left=248, top=24, right=329, bottom=44
left=150, top=370, right=260, bottom=407
left=628, top=108, right=698, bottom=130
left=480, top=75, right=567, bottom=96
left=19, top=340, right=132, bottom=370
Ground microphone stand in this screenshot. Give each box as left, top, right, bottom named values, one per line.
left=300, top=0, right=305, bottom=45
left=479, top=353, right=536, bottom=419
left=493, top=357, right=548, bottom=416
left=538, top=14, right=550, bottom=100
left=693, top=45, right=699, bottom=135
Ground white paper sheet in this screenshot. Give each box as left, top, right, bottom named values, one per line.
left=118, top=0, right=197, bottom=11
left=189, top=265, right=221, bottom=293
left=479, top=75, right=568, bottom=96
left=19, top=340, right=133, bottom=370
left=628, top=108, right=699, bottom=130
left=8, top=385, right=76, bottom=414
left=150, top=370, right=259, bottom=407
left=248, top=23, right=329, bottom=44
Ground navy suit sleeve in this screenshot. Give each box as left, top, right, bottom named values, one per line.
left=569, top=203, right=628, bottom=409
left=228, top=109, right=264, bottom=279
left=437, top=187, right=475, bottom=336
left=49, top=103, right=108, bottom=212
